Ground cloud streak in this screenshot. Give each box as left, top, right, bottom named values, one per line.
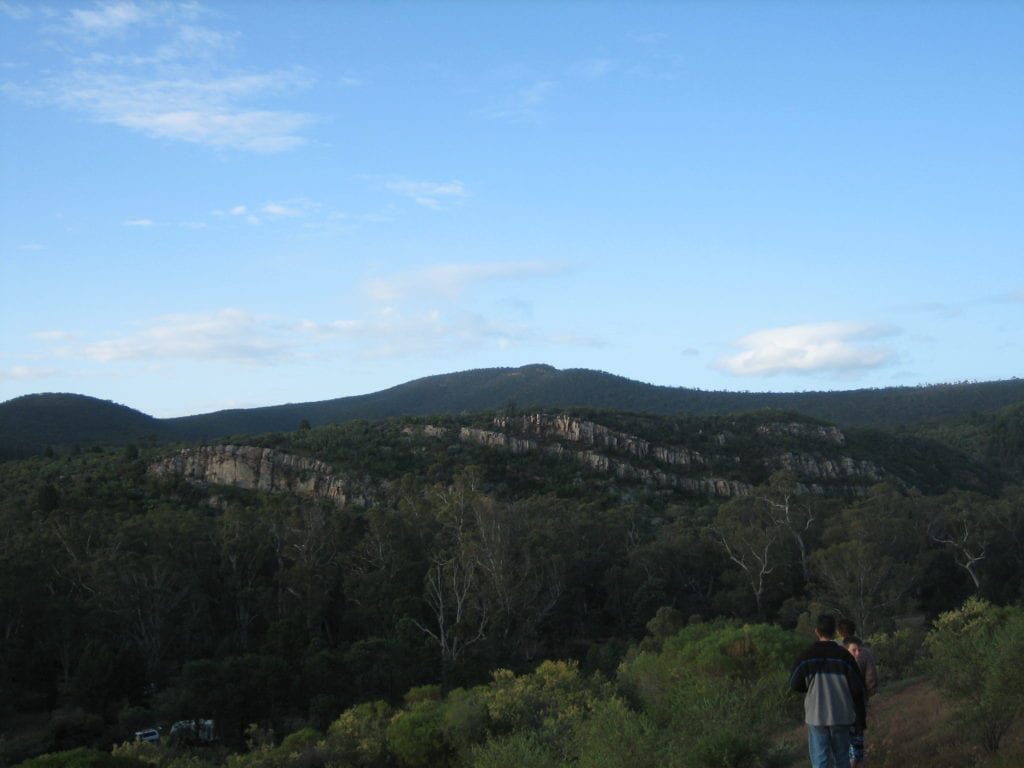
left=0, top=365, right=60, bottom=382
left=484, top=79, right=557, bottom=122
left=6, top=2, right=315, bottom=152
left=52, top=305, right=534, bottom=369
left=385, top=179, right=468, bottom=209
left=715, top=322, right=897, bottom=377
left=39, top=261, right=579, bottom=373
left=68, top=1, right=145, bottom=35
left=80, top=309, right=299, bottom=364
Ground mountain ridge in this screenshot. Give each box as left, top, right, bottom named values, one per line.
left=2, top=364, right=1023, bottom=459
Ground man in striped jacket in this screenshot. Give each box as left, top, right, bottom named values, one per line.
left=789, top=614, right=866, bottom=767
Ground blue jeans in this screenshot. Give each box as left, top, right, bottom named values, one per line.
left=807, top=724, right=852, bottom=768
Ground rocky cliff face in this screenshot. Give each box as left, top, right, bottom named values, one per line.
left=148, top=445, right=368, bottom=507
left=458, top=425, right=751, bottom=497
left=427, top=413, right=888, bottom=497
left=148, top=415, right=890, bottom=504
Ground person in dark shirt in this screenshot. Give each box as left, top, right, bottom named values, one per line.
left=790, top=614, right=866, bottom=768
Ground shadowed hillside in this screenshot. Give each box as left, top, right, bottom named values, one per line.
left=3, top=366, right=1024, bottom=460
left=0, top=393, right=161, bottom=459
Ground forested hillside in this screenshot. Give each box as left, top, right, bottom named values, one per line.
left=3, top=366, right=1024, bottom=459
left=2, top=407, right=1022, bottom=765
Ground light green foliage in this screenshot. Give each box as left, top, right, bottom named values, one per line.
left=485, top=661, right=608, bottom=738
left=483, top=660, right=611, bottom=762
left=323, top=701, right=393, bottom=767
left=386, top=699, right=448, bottom=767
left=225, top=727, right=325, bottom=768
left=573, top=697, right=658, bottom=768
left=439, top=687, right=490, bottom=755
left=619, top=620, right=802, bottom=768
left=468, top=732, right=567, bottom=768
left=925, top=597, right=1024, bottom=752
left=276, top=728, right=321, bottom=754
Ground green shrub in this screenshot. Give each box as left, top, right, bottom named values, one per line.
left=468, top=733, right=566, bottom=768
left=485, top=660, right=608, bottom=737
left=867, top=627, right=926, bottom=683
left=276, top=728, right=321, bottom=754
left=618, top=620, right=802, bottom=767
left=574, top=697, right=658, bottom=768
left=386, top=700, right=448, bottom=767
left=925, top=598, right=1024, bottom=752
left=440, top=686, right=491, bottom=756
left=324, top=701, right=393, bottom=767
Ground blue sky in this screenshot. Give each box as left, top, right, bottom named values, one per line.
left=1, top=1, right=1021, bottom=418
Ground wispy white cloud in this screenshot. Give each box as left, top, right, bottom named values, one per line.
left=299, top=307, right=534, bottom=361
left=891, top=301, right=960, bottom=319
left=261, top=199, right=319, bottom=218
left=67, top=1, right=146, bottom=36
left=36, top=279, right=593, bottom=374
left=0, top=2, right=35, bottom=21
left=59, top=305, right=529, bottom=368
left=5, top=3, right=315, bottom=152
left=484, top=79, right=557, bottom=122
left=213, top=199, right=317, bottom=225
left=0, top=365, right=60, bottom=381
left=569, top=58, right=617, bottom=79
left=79, top=309, right=299, bottom=364
left=364, top=261, right=563, bottom=302
left=262, top=202, right=301, bottom=217
left=50, top=69, right=315, bottom=151
left=715, top=322, right=897, bottom=377
left=124, top=217, right=154, bottom=226
left=33, top=330, right=77, bottom=341
left=385, top=179, right=468, bottom=209
left=220, top=204, right=259, bottom=224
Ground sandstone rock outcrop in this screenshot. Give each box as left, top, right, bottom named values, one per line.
left=148, top=445, right=367, bottom=507
left=418, top=412, right=889, bottom=498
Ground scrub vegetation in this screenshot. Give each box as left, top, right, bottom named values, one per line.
left=1, top=402, right=1022, bottom=767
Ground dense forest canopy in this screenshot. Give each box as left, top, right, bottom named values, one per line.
left=2, top=401, right=1023, bottom=765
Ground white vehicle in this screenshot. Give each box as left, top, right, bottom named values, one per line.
left=134, top=728, right=160, bottom=743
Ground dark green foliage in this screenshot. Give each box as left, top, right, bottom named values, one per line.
left=5, top=367, right=1024, bottom=457
left=4, top=396, right=1024, bottom=764
left=0, top=394, right=160, bottom=459
left=16, top=747, right=145, bottom=767
left=18, top=605, right=1024, bottom=767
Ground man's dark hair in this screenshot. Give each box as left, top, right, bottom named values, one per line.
left=816, top=614, right=837, bottom=638
left=837, top=619, right=856, bottom=637
left=843, top=635, right=864, bottom=648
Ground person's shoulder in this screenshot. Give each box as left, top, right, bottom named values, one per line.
left=819, top=641, right=858, bottom=665
left=792, top=641, right=820, bottom=663
left=799, top=640, right=838, bottom=659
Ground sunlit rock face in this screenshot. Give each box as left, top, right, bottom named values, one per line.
left=148, top=445, right=368, bottom=506
left=441, top=413, right=888, bottom=498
